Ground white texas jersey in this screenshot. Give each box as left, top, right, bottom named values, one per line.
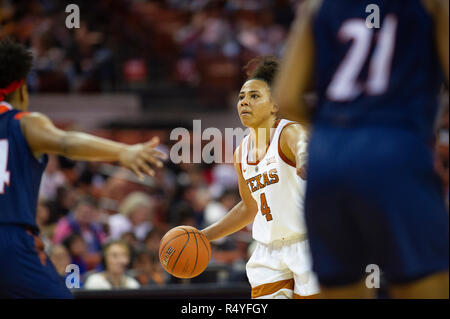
left=239, top=119, right=308, bottom=244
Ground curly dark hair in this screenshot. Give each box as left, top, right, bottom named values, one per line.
left=244, top=55, right=279, bottom=86
left=0, top=39, right=33, bottom=89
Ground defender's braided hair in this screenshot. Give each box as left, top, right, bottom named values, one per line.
left=0, top=39, right=32, bottom=100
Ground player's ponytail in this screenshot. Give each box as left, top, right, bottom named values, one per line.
left=244, top=56, right=280, bottom=118
left=244, top=55, right=280, bottom=87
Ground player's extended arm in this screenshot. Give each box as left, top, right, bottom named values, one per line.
left=201, top=146, right=258, bottom=242
left=272, top=0, right=320, bottom=126
left=279, top=124, right=309, bottom=180
left=20, top=112, right=167, bottom=179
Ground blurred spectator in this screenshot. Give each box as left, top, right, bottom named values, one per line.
left=46, top=185, right=80, bottom=224
left=204, top=188, right=239, bottom=225
left=84, top=241, right=140, bottom=290
left=36, top=200, right=53, bottom=249
left=204, top=188, right=239, bottom=245
left=168, top=186, right=196, bottom=226
left=192, top=186, right=211, bottom=227
left=77, top=162, right=107, bottom=197
left=39, top=155, right=67, bottom=202
left=168, top=183, right=211, bottom=228
left=108, top=191, right=155, bottom=241
left=53, top=196, right=106, bottom=255
left=209, top=163, right=239, bottom=198
left=2, top=0, right=294, bottom=97
left=49, top=244, right=72, bottom=282
left=36, top=200, right=51, bottom=229
left=120, top=231, right=140, bottom=255
left=130, top=249, right=165, bottom=286
left=144, top=228, right=165, bottom=254
left=228, top=232, right=252, bottom=280
left=62, top=234, right=89, bottom=276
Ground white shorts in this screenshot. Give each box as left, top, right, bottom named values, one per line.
left=246, top=237, right=320, bottom=299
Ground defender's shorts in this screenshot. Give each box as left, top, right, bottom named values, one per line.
left=0, top=224, right=73, bottom=298
left=305, top=125, right=449, bottom=287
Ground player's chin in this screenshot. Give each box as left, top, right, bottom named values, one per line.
left=239, top=114, right=253, bottom=127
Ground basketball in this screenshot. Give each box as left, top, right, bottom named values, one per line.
left=159, top=226, right=211, bottom=279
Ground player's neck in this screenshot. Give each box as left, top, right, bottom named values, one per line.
left=7, top=97, right=26, bottom=111
left=250, top=117, right=277, bottom=149
left=5, top=88, right=28, bottom=111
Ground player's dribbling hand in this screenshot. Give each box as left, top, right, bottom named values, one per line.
left=119, top=137, right=168, bottom=180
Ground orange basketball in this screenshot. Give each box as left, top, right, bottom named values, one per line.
left=159, top=225, right=211, bottom=279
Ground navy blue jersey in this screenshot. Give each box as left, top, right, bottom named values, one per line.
left=313, top=0, right=443, bottom=142
left=0, top=102, right=48, bottom=231
left=306, top=0, right=449, bottom=286
left=0, top=102, right=71, bottom=298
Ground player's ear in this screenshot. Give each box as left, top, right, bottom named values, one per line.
left=272, top=102, right=279, bottom=114
left=19, top=84, right=24, bottom=100
left=19, top=84, right=27, bottom=103
left=270, top=90, right=280, bottom=113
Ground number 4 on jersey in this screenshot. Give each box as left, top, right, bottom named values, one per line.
left=260, top=193, right=273, bottom=222
left=0, top=140, right=11, bottom=193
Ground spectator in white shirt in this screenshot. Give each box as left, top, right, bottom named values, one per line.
left=84, top=241, right=140, bottom=290
left=108, top=192, right=155, bottom=241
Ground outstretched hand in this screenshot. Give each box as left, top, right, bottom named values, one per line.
left=119, top=137, right=168, bottom=180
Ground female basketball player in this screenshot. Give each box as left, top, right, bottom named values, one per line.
left=0, top=39, right=165, bottom=298
left=201, top=56, right=319, bottom=299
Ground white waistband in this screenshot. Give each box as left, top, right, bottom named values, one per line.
left=256, top=234, right=307, bottom=249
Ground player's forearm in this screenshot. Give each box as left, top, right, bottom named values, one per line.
left=201, top=201, right=256, bottom=242
left=21, top=113, right=126, bottom=162
left=273, top=5, right=314, bottom=125
left=273, top=40, right=306, bottom=123
left=58, top=131, right=126, bottom=161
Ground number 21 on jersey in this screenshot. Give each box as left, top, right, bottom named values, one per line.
left=0, top=140, right=11, bottom=194
left=327, top=15, right=398, bottom=101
